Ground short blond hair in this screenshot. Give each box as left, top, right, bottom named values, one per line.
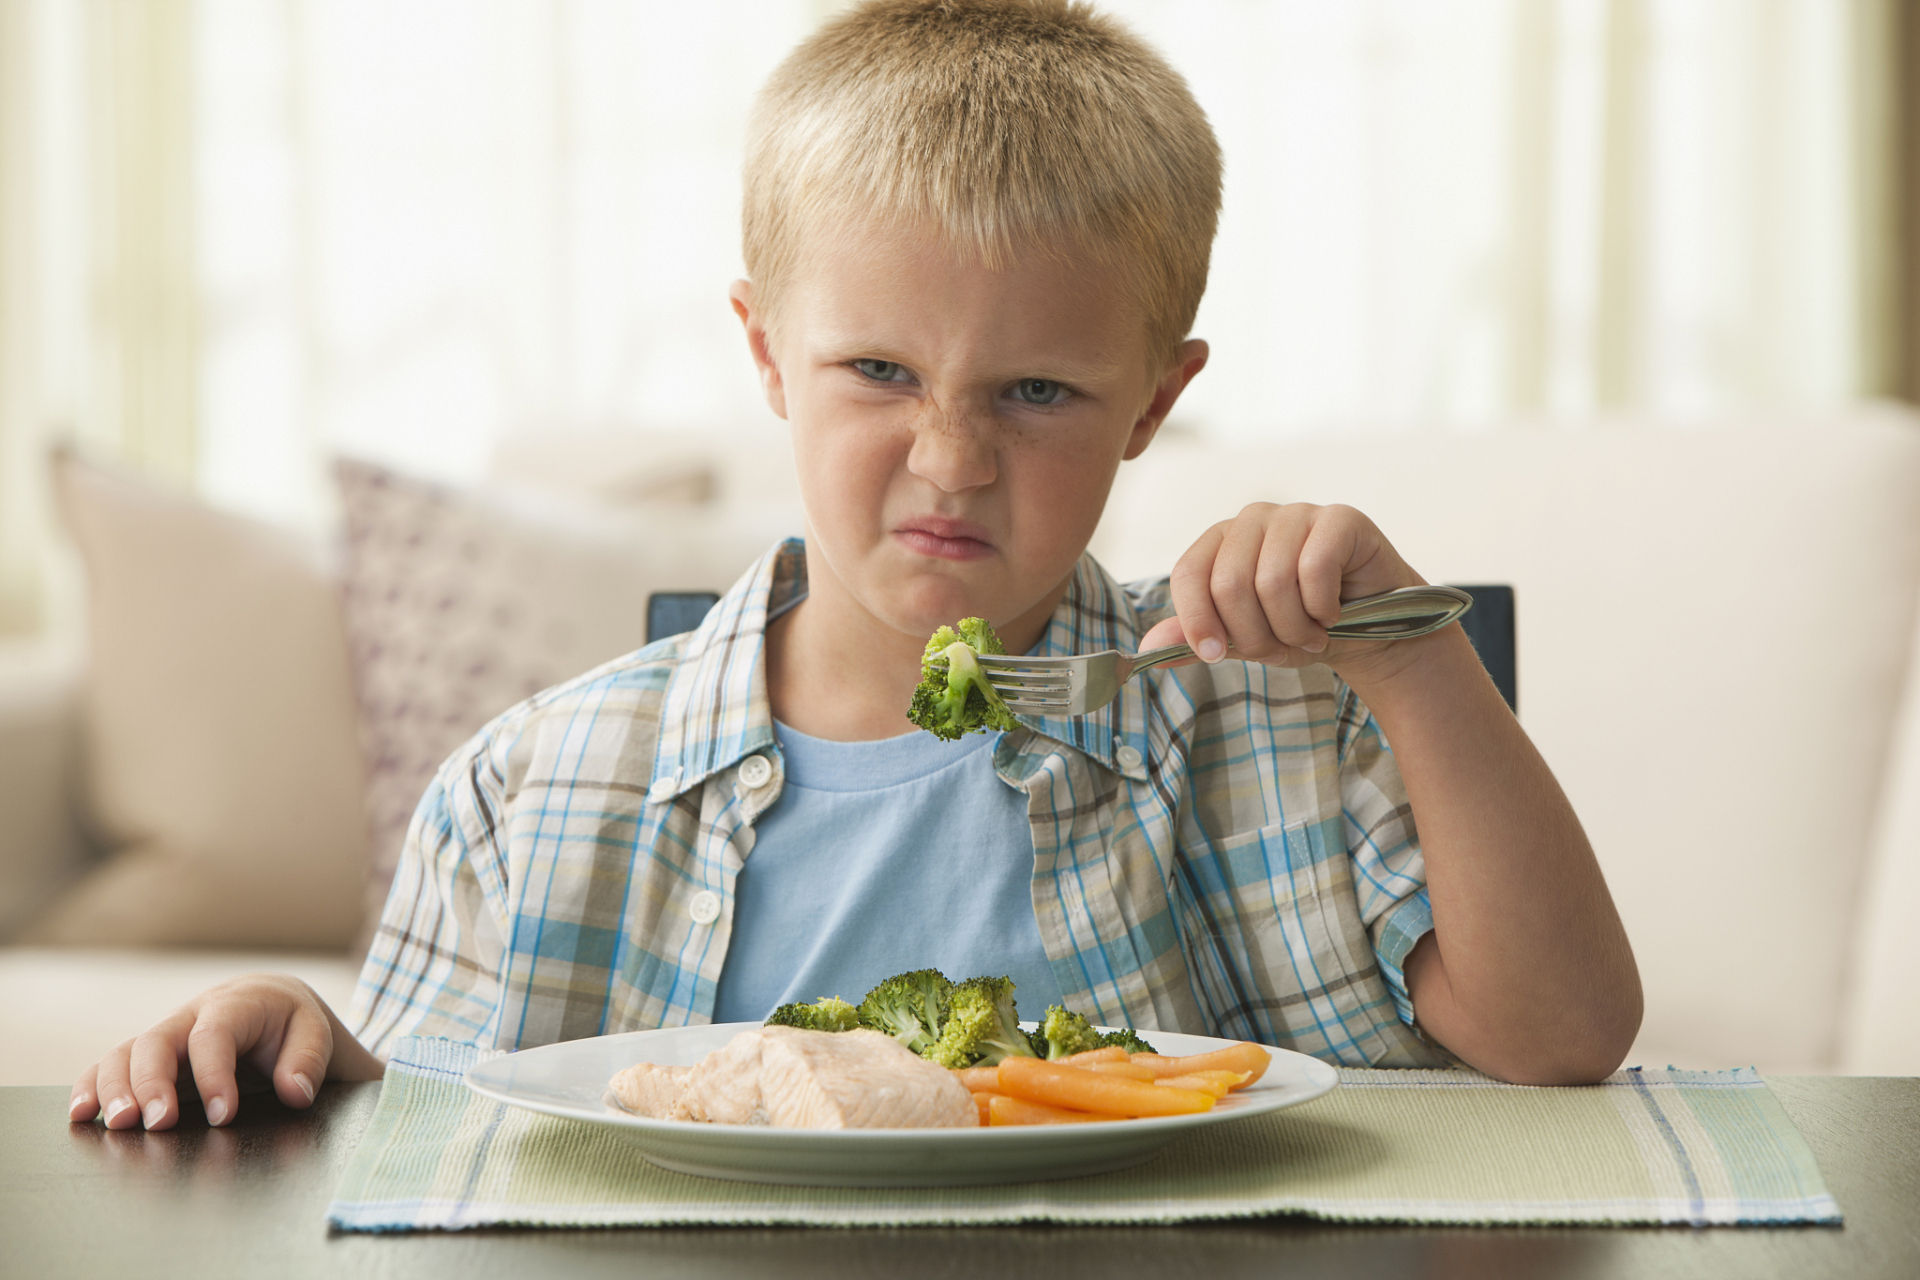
left=743, top=0, right=1222, bottom=368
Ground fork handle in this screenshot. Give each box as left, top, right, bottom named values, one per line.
left=1127, top=644, right=1197, bottom=674
left=1326, top=584, right=1474, bottom=639
left=1137, top=585, right=1473, bottom=667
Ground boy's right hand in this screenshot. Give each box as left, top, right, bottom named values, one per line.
left=68, top=973, right=385, bottom=1131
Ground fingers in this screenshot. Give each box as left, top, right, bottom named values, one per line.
left=1167, top=525, right=1230, bottom=663
left=1294, top=508, right=1361, bottom=630
left=90, top=1041, right=140, bottom=1129
left=1135, top=615, right=1197, bottom=659
left=185, top=1014, right=243, bottom=1129
left=266, top=998, right=333, bottom=1110
left=1168, top=503, right=1409, bottom=669
left=127, top=1013, right=193, bottom=1131
left=69, top=1062, right=101, bottom=1124
left=71, top=972, right=344, bottom=1132
left=208, top=975, right=334, bottom=1120
left=1175, top=506, right=1324, bottom=665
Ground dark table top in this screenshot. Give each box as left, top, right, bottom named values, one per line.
left=3, top=1076, right=1916, bottom=1280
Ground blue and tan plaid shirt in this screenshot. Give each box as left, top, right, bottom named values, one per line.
left=351, top=539, right=1447, bottom=1068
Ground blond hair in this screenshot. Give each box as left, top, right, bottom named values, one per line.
left=742, top=0, right=1222, bottom=368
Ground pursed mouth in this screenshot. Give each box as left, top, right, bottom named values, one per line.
left=895, top=519, right=994, bottom=561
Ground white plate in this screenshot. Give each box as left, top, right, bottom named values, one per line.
left=464, top=1022, right=1338, bottom=1187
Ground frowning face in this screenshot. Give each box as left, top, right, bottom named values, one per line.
left=731, top=224, right=1206, bottom=657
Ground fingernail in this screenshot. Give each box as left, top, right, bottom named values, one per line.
left=204, top=1095, right=229, bottom=1126
left=104, top=1096, right=134, bottom=1126
left=1197, top=638, right=1226, bottom=663
left=142, top=1099, right=167, bottom=1130
left=1304, top=638, right=1327, bottom=654
left=69, top=1094, right=90, bottom=1121
left=291, top=1072, right=316, bottom=1104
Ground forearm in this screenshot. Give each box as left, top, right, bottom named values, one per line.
left=1347, top=627, right=1641, bottom=1084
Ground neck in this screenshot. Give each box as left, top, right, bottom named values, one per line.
left=764, top=549, right=1071, bottom=742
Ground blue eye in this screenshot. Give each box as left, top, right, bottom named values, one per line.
left=853, top=359, right=910, bottom=383
left=1009, top=378, right=1069, bottom=406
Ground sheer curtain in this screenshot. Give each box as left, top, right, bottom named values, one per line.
left=0, top=0, right=1900, bottom=620
left=0, top=0, right=198, bottom=632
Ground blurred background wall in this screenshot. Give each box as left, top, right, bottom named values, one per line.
left=0, top=0, right=1914, bottom=638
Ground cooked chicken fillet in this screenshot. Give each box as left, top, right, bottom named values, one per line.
left=610, top=1025, right=976, bottom=1129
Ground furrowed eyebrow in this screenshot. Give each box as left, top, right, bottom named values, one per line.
left=811, top=331, right=1121, bottom=386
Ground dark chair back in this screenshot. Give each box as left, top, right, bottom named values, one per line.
left=1450, top=584, right=1516, bottom=712
left=647, top=585, right=1518, bottom=712
left=646, top=592, right=721, bottom=644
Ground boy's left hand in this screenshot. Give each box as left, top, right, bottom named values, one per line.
left=1136, top=502, right=1426, bottom=685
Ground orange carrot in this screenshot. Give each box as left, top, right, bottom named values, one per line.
left=970, top=1090, right=1000, bottom=1126
left=1152, top=1069, right=1251, bottom=1099
left=1082, top=1060, right=1157, bottom=1081
left=1061, top=1046, right=1129, bottom=1065
left=997, top=1057, right=1215, bottom=1118
left=951, top=1066, right=1001, bottom=1092
left=1130, top=1043, right=1271, bottom=1086
left=988, top=1094, right=1104, bottom=1126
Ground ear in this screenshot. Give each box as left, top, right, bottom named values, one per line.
left=729, top=279, right=788, bottom=419
left=1122, top=338, right=1209, bottom=461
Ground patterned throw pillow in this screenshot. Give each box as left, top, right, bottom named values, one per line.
left=334, top=457, right=787, bottom=931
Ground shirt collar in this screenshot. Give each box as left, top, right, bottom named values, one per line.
left=648, top=538, right=799, bottom=803
left=649, top=540, right=1158, bottom=802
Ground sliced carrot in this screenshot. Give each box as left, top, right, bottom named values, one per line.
left=1152, top=1069, right=1250, bottom=1099
left=951, top=1066, right=1001, bottom=1092
left=997, top=1057, right=1215, bottom=1118
left=1129, top=1042, right=1271, bottom=1086
left=970, top=1090, right=1000, bottom=1126
left=1082, top=1060, right=1157, bottom=1081
left=1061, top=1046, right=1129, bottom=1065
left=988, top=1094, right=1105, bottom=1126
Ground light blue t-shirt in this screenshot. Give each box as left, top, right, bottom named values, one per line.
left=710, top=721, right=1068, bottom=1023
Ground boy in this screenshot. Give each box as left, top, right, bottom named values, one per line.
left=72, top=0, right=1638, bottom=1134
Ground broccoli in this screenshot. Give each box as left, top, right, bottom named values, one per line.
left=856, top=968, right=954, bottom=1056
left=907, top=618, right=1022, bottom=741
left=1097, top=1027, right=1159, bottom=1056
left=764, top=995, right=861, bottom=1033
left=929, top=975, right=1041, bottom=1068
left=1033, top=1004, right=1106, bottom=1060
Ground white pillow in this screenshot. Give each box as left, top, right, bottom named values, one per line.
left=333, top=457, right=793, bottom=925
left=26, top=455, right=369, bottom=949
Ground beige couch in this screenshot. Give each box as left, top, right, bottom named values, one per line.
left=3, top=411, right=1916, bottom=1086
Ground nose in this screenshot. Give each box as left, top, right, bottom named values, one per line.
left=905, top=397, right=997, bottom=493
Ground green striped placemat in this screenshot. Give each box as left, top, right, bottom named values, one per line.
left=326, top=1036, right=1840, bottom=1231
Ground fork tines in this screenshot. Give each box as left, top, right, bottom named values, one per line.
left=977, top=655, right=1072, bottom=713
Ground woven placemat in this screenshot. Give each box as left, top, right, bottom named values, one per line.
left=327, top=1036, right=1840, bottom=1231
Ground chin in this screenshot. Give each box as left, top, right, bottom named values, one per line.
left=887, top=576, right=997, bottom=635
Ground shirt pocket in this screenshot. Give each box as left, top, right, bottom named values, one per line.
left=1170, top=814, right=1405, bottom=1065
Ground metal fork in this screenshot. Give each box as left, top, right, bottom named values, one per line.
left=977, top=584, right=1475, bottom=716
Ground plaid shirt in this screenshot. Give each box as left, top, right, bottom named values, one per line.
left=351, top=539, right=1446, bottom=1068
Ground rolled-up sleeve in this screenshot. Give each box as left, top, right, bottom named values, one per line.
left=348, top=736, right=513, bottom=1057
left=1335, top=683, right=1433, bottom=1031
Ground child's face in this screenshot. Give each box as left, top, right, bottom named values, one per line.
left=731, top=224, right=1205, bottom=652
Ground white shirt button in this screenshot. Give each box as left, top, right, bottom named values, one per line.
left=738, top=754, right=773, bottom=788
left=647, top=774, right=680, bottom=803
left=688, top=890, right=722, bottom=925
left=1114, top=744, right=1144, bottom=771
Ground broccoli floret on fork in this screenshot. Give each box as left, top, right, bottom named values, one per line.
left=907, top=618, right=1022, bottom=740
